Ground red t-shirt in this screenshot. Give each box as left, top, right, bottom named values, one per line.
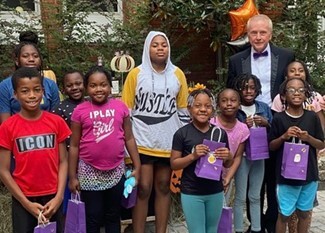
left=0, top=111, right=71, bottom=197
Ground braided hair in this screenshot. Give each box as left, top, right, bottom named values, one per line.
left=187, top=88, right=216, bottom=111
left=279, top=77, right=313, bottom=110
left=232, top=73, right=262, bottom=97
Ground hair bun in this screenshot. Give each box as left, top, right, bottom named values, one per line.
left=19, top=31, right=38, bottom=44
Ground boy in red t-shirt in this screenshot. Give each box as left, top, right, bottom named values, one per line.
left=0, top=67, right=71, bottom=233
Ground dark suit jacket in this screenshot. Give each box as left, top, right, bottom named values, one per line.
left=227, top=44, right=295, bottom=100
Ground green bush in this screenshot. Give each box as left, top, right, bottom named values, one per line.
left=0, top=1, right=324, bottom=90
left=0, top=0, right=148, bottom=83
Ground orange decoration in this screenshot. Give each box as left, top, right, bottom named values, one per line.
left=229, top=0, right=259, bottom=41
left=188, top=83, right=206, bottom=94
left=170, top=170, right=183, bottom=193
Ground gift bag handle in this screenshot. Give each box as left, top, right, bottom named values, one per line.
left=71, top=191, right=81, bottom=202
left=252, top=114, right=264, bottom=128
left=291, top=137, right=303, bottom=144
left=37, top=211, right=48, bottom=227
left=252, top=115, right=257, bottom=128
left=222, top=195, right=228, bottom=207
left=211, top=127, right=222, bottom=142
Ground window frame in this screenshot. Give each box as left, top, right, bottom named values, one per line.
left=0, top=0, right=40, bottom=14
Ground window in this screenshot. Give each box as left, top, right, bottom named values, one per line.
left=70, top=0, right=119, bottom=13
left=287, top=0, right=298, bottom=8
left=91, top=0, right=118, bottom=12
left=2, top=0, right=35, bottom=11
left=0, top=1, right=41, bottom=45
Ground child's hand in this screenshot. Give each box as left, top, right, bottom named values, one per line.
left=282, top=126, right=301, bottom=140
left=43, top=196, right=62, bottom=219
left=131, top=169, right=140, bottom=186
left=222, top=177, right=231, bottom=192
left=25, top=201, right=45, bottom=220
left=253, top=115, right=268, bottom=127
left=297, top=130, right=309, bottom=141
left=214, top=147, right=232, bottom=161
left=68, top=177, right=80, bottom=194
left=245, top=115, right=254, bottom=128
left=192, top=144, right=209, bottom=160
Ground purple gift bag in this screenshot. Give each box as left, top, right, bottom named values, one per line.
left=121, top=187, right=137, bottom=208
left=34, top=222, right=56, bottom=233
left=246, top=127, right=269, bottom=160
left=34, top=212, right=56, bottom=233
left=281, top=139, right=309, bottom=180
left=195, top=127, right=225, bottom=181
left=217, top=207, right=233, bottom=233
left=64, top=192, right=86, bottom=233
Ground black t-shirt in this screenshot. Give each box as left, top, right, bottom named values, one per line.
left=172, top=123, right=229, bottom=195
left=52, top=98, right=84, bottom=148
left=269, top=110, right=324, bottom=185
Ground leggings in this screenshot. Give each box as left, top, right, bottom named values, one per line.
left=81, top=177, right=125, bottom=233
left=181, top=192, right=223, bottom=233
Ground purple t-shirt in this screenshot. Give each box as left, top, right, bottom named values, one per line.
left=71, top=98, right=129, bottom=170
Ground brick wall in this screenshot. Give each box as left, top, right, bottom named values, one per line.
left=174, top=29, right=217, bottom=85
left=40, top=0, right=61, bottom=51
left=124, top=0, right=219, bottom=85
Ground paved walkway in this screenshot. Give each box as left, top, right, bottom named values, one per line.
left=310, top=189, right=325, bottom=232
left=123, top=189, right=325, bottom=233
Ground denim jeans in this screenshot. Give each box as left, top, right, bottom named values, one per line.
left=234, top=156, right=264, bottom=232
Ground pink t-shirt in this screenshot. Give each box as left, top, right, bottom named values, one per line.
left=71, top=98, right=129, bottom=170
left=210, top=116, right=250, bottom=177
left=314, top=92, right=325, bottom=110
left=210, top=117, right=250, bottom=156
left=272, top=93, right=321, bottom=112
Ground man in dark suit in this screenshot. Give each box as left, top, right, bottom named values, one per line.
left=227, top=14, right=294, bottom=107
left=227, top=14, right=295, bottom=233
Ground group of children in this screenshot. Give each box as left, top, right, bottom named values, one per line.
left=0, top=30, right=324, bottom=233
left=171, top=62, right=323, bottom=233
left=0, top=64, right=141, bottom=233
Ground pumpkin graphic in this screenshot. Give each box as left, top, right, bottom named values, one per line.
left=170, top=170, right=182, bottom=193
